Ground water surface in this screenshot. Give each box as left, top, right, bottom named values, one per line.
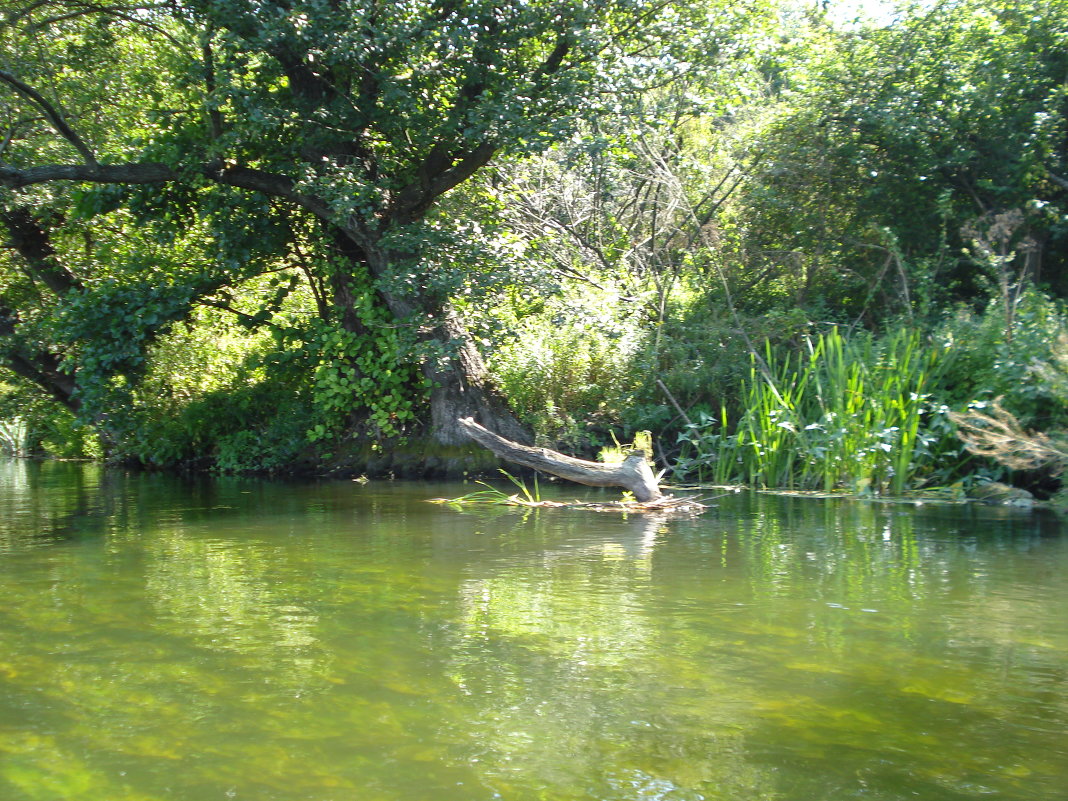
left=1, top=458, right=1066, bottom=800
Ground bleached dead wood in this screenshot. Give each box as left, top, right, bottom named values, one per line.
left=457, top=416, right=662, bottom=502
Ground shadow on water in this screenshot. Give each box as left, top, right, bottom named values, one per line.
left=0, top=460, right=1066, bottom=801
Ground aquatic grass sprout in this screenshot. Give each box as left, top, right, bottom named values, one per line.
left=674, top=328, right=953, bottom=493
left=431, top=470, right=541, bottom=507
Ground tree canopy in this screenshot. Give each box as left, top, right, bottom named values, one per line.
left=1, top=0, right=766, bottom=450
left=4, top=0, right=1068, bottom=486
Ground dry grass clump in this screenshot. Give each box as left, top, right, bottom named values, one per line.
left=949, top=400, right=1068, bottom=475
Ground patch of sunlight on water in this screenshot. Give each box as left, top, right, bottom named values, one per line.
left=1, top=458, right=1066, bottom=800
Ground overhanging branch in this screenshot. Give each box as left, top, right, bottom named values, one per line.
left=0, top=69, right=98, bottom=166
left=0, top=160, right=337, bottom=222
left=0, top=207, right=83, bottom=294
left=0, top=161, right=174, bottom=188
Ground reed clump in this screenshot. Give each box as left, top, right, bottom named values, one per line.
left=674, top=328, right=954, bottom=494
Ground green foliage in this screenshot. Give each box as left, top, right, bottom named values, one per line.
left=87, top=266, right=431, bottom=470
left=674, top=327, right=957, bottom=493
left=934, top=288, right=1068, bottom=430
left=58, top=281, right=197, bottom=416
left=37, top=414, right=103, bottom=460
left=307, top=315, right=425, bottom=443
left=731, top=0, right=1068, bottom=320
left=488, top=289, right=647, bottom=448
left=3, top=0, right=755, bottom=454
left=598, top=430, right=653, bottom=466
left=431, top=470, right=542, bottom=507
left=6, top=0, right=1068, bottom=489
left=635, top=298, right=814, bottom=425
left=119, top=379, right=315, bottom=473
left=78, top=300, right=307, bottom=471
left=0, top=376, right=100, bottom=459
left=666, top=292, right=1068, bottom=495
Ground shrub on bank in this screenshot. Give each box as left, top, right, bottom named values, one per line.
left=667, top=292, right=1068, bottom=494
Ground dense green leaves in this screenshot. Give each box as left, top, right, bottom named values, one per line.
left=3, top=0, right=1068, bottom=487
left=3, top=0, right=757, bottom=460
left=735, top=0, right=1068, bottom=315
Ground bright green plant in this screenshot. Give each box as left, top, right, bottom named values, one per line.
left=598, top=430, right=653, bottom=465
left=675, top=327, right=955, bottom=494
left=435, top=470, right=541, bottom=507
left=489, top=289, right=648, bottom=448
left=935, top=288, right=1068, bottom=430
left=307, top=316, right=425, bottom=444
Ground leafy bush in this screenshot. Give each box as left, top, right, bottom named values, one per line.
left=0, top=377, right=101, bottom=459
left=934, top=289, right=1068, bottom=430
left=489, top=290, right=648, bottom=449
left=306, top=314, right=425, bottom=444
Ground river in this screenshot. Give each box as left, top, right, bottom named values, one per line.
left=1, top=458, right=1066, bottom=800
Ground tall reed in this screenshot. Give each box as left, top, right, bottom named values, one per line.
left=675, top=328, right=949, bottom=493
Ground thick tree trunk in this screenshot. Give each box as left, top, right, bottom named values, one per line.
left=424, top=311, right=531, bottom=446
left=458, top=417, right=662, bottom=502
left=351, top=236, right=531, bottom=446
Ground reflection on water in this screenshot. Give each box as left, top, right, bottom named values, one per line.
left=0, top=458, right=1066, bottom=800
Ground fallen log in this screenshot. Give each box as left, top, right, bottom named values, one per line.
left=457, top=416, right=662, bottom=502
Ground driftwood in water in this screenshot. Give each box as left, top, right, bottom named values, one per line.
left=457, top=417, right=663, bottom=502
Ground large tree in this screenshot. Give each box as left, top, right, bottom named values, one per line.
left=729, top=0, right=1068, bottom=322
left=0, top=0, right=740, bottom=446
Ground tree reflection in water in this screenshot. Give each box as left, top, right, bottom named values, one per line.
left=0, top=464, right=1065, bottom=800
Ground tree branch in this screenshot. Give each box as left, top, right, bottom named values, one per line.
left=200, top=30, right=225, bottom=140
left=0, top=118, right=37, bottom=159
left=391, top=141, right=498, bottom=224
left=458, top=417, right=662, bottom=502
left=0, top=160, right=339, bottom=223
left=0, top=207, right=83, bottom=294
left=0, top=161, right=173, bottom=188
left=1046, top=167, right=1068, bottom=192
left=0, top=304, right=79, bottom=411
left=0, top=69, right=98, bottom=166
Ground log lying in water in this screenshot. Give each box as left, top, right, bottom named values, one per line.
left=457, top=416, right=662, bottom=502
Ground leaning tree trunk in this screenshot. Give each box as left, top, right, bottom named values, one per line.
left=458, top=417, right=662, bottom=502
left=423, top=310, right=531, bottom=446
left=353, top=237, right=531, bottom=446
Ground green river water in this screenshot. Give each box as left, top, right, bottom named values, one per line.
left=0, top=458, right=1066, bottom=801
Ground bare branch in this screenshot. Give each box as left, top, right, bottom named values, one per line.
left=458, top=416, right=662, bottom=502
left=0, top=122, right=25, bottom=159
left=950, top=399, right=1068, bottom=474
